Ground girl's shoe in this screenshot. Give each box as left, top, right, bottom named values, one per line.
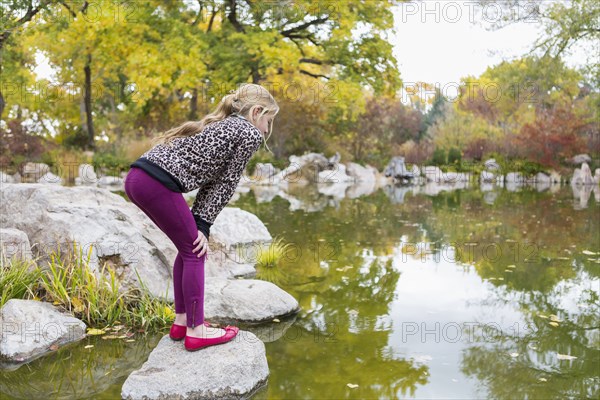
left=169, top=321, right=212, bottom=341
left=184, top=325, right=239, bottom=352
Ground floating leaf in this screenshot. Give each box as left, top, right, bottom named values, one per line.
left=582, top=250, right=597, bottom=255
left=125, top=339, right=135, bottom=342
left=549, top=315, right=562, bottom=322
left=117, top=335, right=128, bottom=339
left=84, top=345, right=94, bottom=349
left=507, top=265, right=516, bottom=269
left=272, top=318, right=280, bottom=323
left=538, top=314, right=548, bottom=319
left=549, top=321, right=559, bottom=327
left=539, top=378, right=547, bottom=382
left=87, top=328, right=105, bottom=336
left=510, top=352, right=519, bottom=358
left=102, top=335, right=119, bottom=340
left=504, top=269, right=513, bottom=273
left=346, top=383, right=359, bottom=389
left=557, top=353, right=577, bottom=360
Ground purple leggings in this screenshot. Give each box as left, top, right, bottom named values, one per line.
left=124, top=166, right=205, bottom=328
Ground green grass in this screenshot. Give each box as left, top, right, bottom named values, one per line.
left=0, top=241, right=175, bottom=332
left=254, top=236, right=292, bottom=286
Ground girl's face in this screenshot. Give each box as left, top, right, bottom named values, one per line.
left=251, top=107, right=274, bottom=136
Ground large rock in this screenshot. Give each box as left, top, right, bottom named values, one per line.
left=0, top=299, right=87, bottom=365
left=0, top=171, right=14, bottom=184
left=76, top=163, right=98, bottom=185
left=423, top=166, right=443, bottom=183
left=21, top=162, right=50, bottom=182
left=383, top=156, right=413, bottom=181
left=0, top=183, right=176, bottom=300
left=484, top=159, right=500, bottom=171
left=211, top=207, right=272, bottom=252
left=205, top=278, right=300, bottom=324
left=572, top=163, right=595, bottom=186
left=121, top=333, right=269, bottom=400
left=345, top=162, right=377, bottom=182
left=480, top=170, right=495, bottom=183
left=317, top=163, right=354, bottom=183
left=0, top=228, right=33, bottom=261
left=37, top=171, right=63, bottom=185
left=569, top=154, right=591, bottom=165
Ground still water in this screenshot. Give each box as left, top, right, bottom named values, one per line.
left=1, top=183, right=599, bottom=399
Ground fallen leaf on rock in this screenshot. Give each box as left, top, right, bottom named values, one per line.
left=557, top=353, right=577, bottom=360
left=49, top=344, right=59, bottom=351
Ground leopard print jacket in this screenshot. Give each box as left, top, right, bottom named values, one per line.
left=138, top=114, right=263, bottom=229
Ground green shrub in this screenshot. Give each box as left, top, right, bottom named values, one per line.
left=448, top=148, right=462, bottom=165
left=431, top=148, right=447, bottom=166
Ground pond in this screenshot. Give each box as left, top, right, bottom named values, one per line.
left=1, top=183, right=599, bottom=399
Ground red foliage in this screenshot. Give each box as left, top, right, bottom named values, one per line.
left=517, top=104, right=591, bottom=167
left=0, top=120, right=54, bottom=172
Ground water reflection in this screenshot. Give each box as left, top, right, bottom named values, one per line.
left=236, top=184, right=599, bottom=399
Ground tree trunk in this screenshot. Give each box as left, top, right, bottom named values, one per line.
left=84, top=53, right=95, bottom=150
left=189, top=88, right=198, bottom=120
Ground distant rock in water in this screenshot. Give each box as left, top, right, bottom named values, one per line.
left=572, top=163, right=595, bottom=186
left=569, top=154, right=591, bottom=165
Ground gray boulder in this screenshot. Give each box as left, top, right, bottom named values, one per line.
left=121, top=333, right=269, bottom=400
left=480, top=170, right=495, bottom=183
left=572, top=163, right=595, bottom=185
left=205, top=278, right=300, bottom=324
left=211, top=207, right=272, bottom=252
left=0, top=183, right=176, bottom=301
left=569, top=154, right=591, bottom=165
left=484, top=159, right=500, bottom=171
left=384, top=156, right=410, bottom=178
left=21, top=163, right=50, bottom=182
left=0, top=228, right=33, bottom=261
left=0, top=299, right=86, bottom=365
left=345, top=162, right=377, bottom=182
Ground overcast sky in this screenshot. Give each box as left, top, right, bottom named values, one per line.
left=390, top=1, right=588, bottom=87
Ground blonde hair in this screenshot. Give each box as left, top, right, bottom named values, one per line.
left=150, top=83, right=279, bottom=153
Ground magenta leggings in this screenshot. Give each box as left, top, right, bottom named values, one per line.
left=124, top=166, right=205, bottom=328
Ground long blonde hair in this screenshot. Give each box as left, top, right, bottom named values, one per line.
left=150, top=83, right=279, bottom=153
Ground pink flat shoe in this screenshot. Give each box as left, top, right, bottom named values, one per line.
left=169, top=321, right=213, bottom=341
left=184, top=325, right=239, bottom=352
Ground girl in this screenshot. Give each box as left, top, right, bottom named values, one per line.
left=124, top=83, right=278, bottom=351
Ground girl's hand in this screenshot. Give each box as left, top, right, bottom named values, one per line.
left=192, top=231, right=208, bottom=258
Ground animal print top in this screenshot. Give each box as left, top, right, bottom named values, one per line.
left=131, top=114, right=263, bottom=238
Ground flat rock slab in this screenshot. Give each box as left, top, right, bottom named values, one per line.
left=205, top=278, right=300, bottom=324
left=0, top=299, right=86, bottom=366
left=121, top=332, right=269, bottom=400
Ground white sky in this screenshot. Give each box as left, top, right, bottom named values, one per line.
left=390, top=1, right=589, bottom=92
